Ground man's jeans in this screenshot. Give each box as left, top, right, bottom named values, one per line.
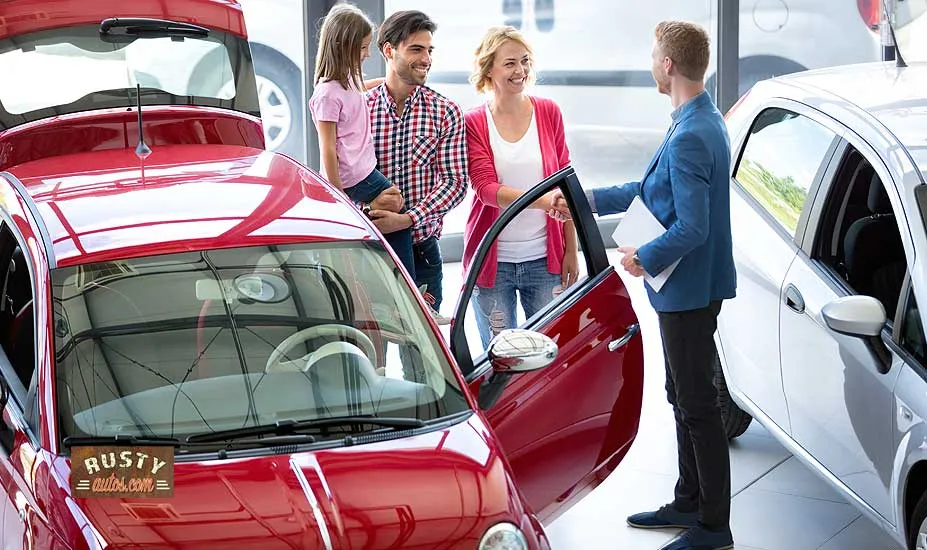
left=658, top=301, right=730, bottom=531
left=344, top=168, right=415, bottom=280
left=413, top=236, right=444, bottom=309
left=472, top=257, right=560, bottom=347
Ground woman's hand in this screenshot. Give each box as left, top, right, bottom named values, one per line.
left=530, top=190, right=560, bottom=211
left=561, top=249, right=580, bottom=289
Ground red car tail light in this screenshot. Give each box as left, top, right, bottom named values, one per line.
left=857, top=0, right=881, bottom=31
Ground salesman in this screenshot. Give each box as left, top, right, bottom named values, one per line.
left=551, top=19, right=737, bottom=550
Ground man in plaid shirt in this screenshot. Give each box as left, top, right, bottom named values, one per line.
left=365, top=10, right=468, bottom=314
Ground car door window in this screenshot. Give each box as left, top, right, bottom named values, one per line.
left=810, top=145, right=906, bottom=316
left=734, top=107, right=838, bottom=238
left=0, top=222, right=36, bottom=399
left=457, top=190, right=589, bottom=363
left=452, top=168, right=609, bottom=376
left=899, top=287, right=926, bottom=364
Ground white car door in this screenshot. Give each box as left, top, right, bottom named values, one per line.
left=718, top=101, right=841, bottom=432
left=778, top=138, right=905, bottom=521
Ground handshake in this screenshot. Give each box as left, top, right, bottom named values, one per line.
left=536, top=189, right=572, bottom=222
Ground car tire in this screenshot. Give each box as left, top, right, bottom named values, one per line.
left=713, top=348, right=752, bottom=440
left=249, top=43, right=304, bottom=160
left=909, top=491, right=927, bottom=550
left=186, top=43, right=304, bottom=159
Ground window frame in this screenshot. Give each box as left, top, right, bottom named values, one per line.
left=883, top=276, right=927, bottom=380
left=449, top=167, right=608, bottom=380
left=800, top=135, right=912, bottom=306
left=0, top=216, right=41, bottom=448
left=731, top=100, right=843, bottom=248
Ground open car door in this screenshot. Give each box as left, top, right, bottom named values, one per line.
left=450, top=167, right=644, bottom=522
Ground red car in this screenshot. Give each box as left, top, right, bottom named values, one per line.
left=0, top=1, right=643, bottom=548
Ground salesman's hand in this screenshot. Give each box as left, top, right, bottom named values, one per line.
left=369, top=210, right=413, bottom=234
left=369, top=186, right=404, bottom=212
left=618, top=246, right=645, bottom=277
left=548, top=190, right=572, bottom=221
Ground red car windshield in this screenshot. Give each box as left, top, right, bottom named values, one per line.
left=51, top=242, right=469, bottom=446
left=0, top=22, right=260, bottom=131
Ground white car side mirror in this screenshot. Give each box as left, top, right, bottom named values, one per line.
left=822, top=295, right=887, bottom=337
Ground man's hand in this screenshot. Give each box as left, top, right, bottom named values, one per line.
left=618, top=246, right=646, bottom=277
left=548, top=190, right=572, bottom=221
left=369, top=210, right=413, bottom=234
left=369, top=186, right=404, bottom=212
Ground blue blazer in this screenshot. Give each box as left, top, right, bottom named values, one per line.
left=592, top=91, right=736, bottom=312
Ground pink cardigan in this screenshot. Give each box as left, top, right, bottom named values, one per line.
left=462, top=96, right=571, bottom=288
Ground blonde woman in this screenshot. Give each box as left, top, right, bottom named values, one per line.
left=461, top=26, right=577, bottom=346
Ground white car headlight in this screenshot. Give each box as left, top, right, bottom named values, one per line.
left=479, top=522, right=529, bottom=550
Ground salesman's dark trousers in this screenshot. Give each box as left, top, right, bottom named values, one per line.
left=658, top=300, right=730, bottom=531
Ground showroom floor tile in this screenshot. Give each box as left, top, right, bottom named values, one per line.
left=439, top=250, right=904, bottom=550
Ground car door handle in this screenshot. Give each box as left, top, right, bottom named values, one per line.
left=784, top=283, right=805, bottom=313
left=608, top=323, right=640, bottom=352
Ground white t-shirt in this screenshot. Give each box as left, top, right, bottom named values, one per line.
left=487, top=105, right=547, bottom=263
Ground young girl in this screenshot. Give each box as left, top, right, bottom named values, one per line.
left=308, top=3, right=415, bottom=279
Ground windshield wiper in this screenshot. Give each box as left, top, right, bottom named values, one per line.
left=99, top=18, right=209, bottom=43
left=186, top=416, right=426, bottom=444
left=63, top=434, right=182, bottom=448
left=62, top=433, right=318, bottom=456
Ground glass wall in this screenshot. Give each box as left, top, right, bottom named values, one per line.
left=296, top=1, right=905, bottom=237
left=384, top=0, right=718, bottom=234
left=239, top=0, right=308, bottom=163
left=730, top=0, right=881, bottom=98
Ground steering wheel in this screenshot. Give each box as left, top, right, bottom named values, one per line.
left=265, top=324, right=377, bottom=373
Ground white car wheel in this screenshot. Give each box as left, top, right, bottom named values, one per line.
left=256, top=74, right=292, bottom=152
left=909, top=492, right=927, bottom=550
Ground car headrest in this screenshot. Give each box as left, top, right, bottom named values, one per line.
left=305, top=341, right=379, bottom=388
left=306, top=341, right=370, bottom=369
left=867, top=173, right=891, bottom=214
left=254, top=250, right=317, bottom=269
left=255, top=250, right=291, bottom=268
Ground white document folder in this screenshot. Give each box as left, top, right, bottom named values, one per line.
left=611, top=196, right=680, bottom=292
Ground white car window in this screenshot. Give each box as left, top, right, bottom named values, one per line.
left=734, top=108, right=837, bottom=237
left=900, top=287, right=926, bottom=364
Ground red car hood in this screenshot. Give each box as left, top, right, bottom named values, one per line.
left=64, top=416, right=528, bottom=549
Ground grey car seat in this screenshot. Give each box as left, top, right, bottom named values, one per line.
left=843, top=173, right=906, bottom=316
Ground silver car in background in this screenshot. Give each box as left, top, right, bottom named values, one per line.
left=239, top=0, right=306, bottom=159
left=715, top=58, right=927, bottom=549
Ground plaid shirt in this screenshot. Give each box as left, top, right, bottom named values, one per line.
left=366, top=84, right=468, bottom=243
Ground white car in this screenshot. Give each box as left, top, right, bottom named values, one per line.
left=238, top=0, right=306, bottom=159
left=715, top=59, right=927, bottom=549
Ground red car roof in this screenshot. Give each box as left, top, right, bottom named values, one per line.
left=0, top=0, right=248, bottom=40
left=7, top=144, right=375, bottom=268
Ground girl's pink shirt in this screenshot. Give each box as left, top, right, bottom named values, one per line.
left=308, top=79, right=377, bottom=187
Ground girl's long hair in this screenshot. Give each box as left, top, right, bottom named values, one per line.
left=314, top=3, right=374, bottom=91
